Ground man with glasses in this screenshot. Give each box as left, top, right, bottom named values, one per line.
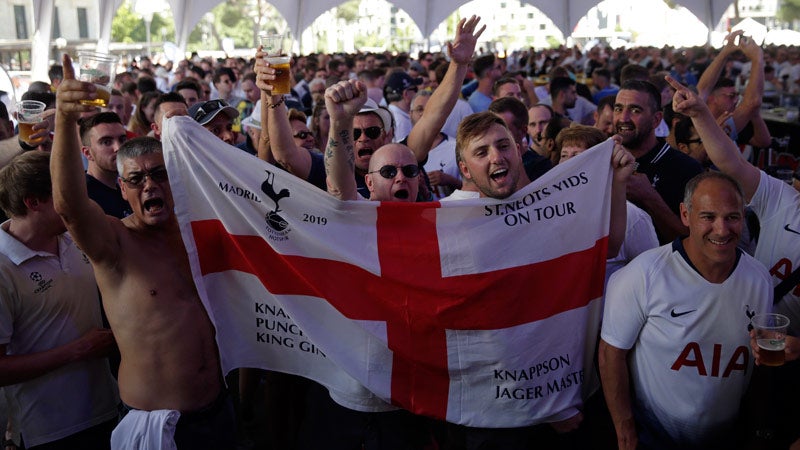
left=50, top=54, right=236, bottom=449
left=384, top=71, right=422, bottom=143
left=468, top=54, right=503, bottom=113
left=188, top=99, right=239, bottom=146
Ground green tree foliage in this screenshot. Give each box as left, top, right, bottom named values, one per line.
left=337, top=0, right=361, bottom=23
left=778, top=0, right=800, bottom=23
left=111, top=1, right=173, bottom=44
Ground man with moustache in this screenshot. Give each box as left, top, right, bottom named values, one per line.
left=614, top=80, right=703, bottom=244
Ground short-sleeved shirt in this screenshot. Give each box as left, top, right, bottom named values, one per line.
left=749, top=170, right=800, bottom=334
left=602, top=240, right=772, bottom=448
left=0, top=225, right=119, bottom=447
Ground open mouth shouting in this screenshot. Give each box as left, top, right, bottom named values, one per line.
left=490, top=167, right=509, bottom=183
left=143, top=197, right=166, bottom=214
left=393, top=188, right=409, bottom=200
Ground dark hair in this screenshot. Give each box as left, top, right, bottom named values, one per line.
left=492, top=76, right=520, bottom=96
left=213, top=67, right=237, bottom=84
left=673, top=117, right=696, bottom=145
left=619, top=64, right=650, bottom=85
left=154, top=92, right=187, bottom=110
left=174, top=79, right=202, bottom=96
left=48, top=64, right=63, bottom=82
left=712, top=78, right=735, bottom=91
left=597, top=94, right=616, bottom=112
left=21, top=91, right=56, bottom=109
left=549, top=77, right=576, bottom=99
left=592, top=68, right=611, bottom=80
left=136, top=76, right=158, bottom=94
left=472, top=54, right=496, bottom=79
left=488, top=96, right=528, bottom=132
left=620, top=80, right=662, bottom=112
left=78, top=111, right=124, bottom=145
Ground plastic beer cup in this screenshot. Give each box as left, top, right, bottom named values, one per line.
left=752, top=313, right=790, bottom=366
left=16, top=100, right=46, bottom=145
left=77, top=51, right=118, bottom=107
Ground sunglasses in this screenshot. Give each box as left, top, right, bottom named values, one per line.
left=120, top=167, right=169, bottom=188
left=293, top=131, right=314, bottom=139
left=368, top=164, right=420, bottom=179
left=192, top=99, right=228, bottom=122
left=353, top=126, right=383, bottom=140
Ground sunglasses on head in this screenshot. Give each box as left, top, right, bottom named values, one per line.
left=120, top=166, right=169, bottom=189
left=353, top=126, right=383, bottom=140
left=293, top=131, right=314, bottom=139
left=368, top=164, right=420, bottom=179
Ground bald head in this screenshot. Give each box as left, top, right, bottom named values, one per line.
left=366, top=143, right=420, bottom=202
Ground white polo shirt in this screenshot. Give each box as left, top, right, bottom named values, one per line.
left=0, top=223, right=118, bottom=447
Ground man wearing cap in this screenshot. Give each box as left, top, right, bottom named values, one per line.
left=384, top=70, right=422, bottom=143
left=468, top=54, right=502, bottom=113
left=188, top=99, right=239, bottom=146
left=238, top=99, right=262, bottom=155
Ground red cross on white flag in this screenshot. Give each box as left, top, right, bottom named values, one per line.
left=163, top=116, right=612, bottom=427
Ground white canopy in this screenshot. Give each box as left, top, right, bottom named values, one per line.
left=29, top=0, right=735, bottom=81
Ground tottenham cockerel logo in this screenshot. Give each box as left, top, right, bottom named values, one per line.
left=261, top=170, right=292, bottom=240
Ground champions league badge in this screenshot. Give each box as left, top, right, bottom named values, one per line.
left=261, top=170, right=291, bottom=241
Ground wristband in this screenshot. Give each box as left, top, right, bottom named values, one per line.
left=269, top=97, right=285, bottom=109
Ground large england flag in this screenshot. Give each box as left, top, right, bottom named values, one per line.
left=162, top=116, right=612, bottom=428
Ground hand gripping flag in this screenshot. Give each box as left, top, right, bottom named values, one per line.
left=162, top=116, right=613, bottom=428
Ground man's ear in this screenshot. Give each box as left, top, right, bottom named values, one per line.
left=22, top=196, right=40, bottom=211
left=458, top=160, right=471, bottom=180
left=679, top=202, right=690, bottom=227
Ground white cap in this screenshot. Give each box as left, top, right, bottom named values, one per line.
left=241, top=100, right=262, bottom=130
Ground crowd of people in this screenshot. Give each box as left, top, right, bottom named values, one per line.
left=0, top=13, right=799, bottom=449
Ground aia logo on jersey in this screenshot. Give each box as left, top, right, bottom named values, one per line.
left=671, top=342, right=749, bottom=377
left=29, top=271, right=53, bottom=294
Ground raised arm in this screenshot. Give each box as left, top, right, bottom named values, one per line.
left=696, top=31, right=742, bottom=100
left=608, top=141, right=635, bottom=258
left=51, top=53, right=120, bottom=263
left=668, top=75, right=760, bottom=200
left=731, top=37, right=768, bottom=146
left=324, top=80, right=367, bottom=200
left=406, top=16, right=484, bottom=162
left=254, top=50, right=312, bottom=178
left=599, top=339, right=637, bottom=450
left=0, top=329, right=114, bottom=386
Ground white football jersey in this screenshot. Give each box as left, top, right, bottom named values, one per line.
left=602, top=240, right=772, bottom=447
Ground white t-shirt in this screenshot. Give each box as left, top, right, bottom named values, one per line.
left=605, top=201, right=658, bottom=282
left=441, top=189, right=480, bottom=201
left=389, top=104, right=412, bottom=143
left=423, top=136, right=461, bottom=201
left=749, top=170, right=800, bottom=334
left=0, top=225, right=119, bottom=447
left=441, top=99, right=474, bottom=139
left=602, top=241, right=772, bottom=447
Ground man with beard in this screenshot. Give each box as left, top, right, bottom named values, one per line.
left=615, top=80, right=703, bottom=244
left=549, top=77, right=578, bottom=122
left=527, top=103, right=553, bottom=158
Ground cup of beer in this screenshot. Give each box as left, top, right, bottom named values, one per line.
left=77, top=51, right=118, bottom=107
left=259, top=32, right=292, bottom=95
left=16, top=100, right=46, bottom=145
left=752, top=313, right=790, bottom=366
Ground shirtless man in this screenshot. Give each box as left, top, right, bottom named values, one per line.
left=50, top=54, right=234, bottom=449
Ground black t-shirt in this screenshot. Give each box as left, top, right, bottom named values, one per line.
left=86, top=173, right=132, bottom=218
left=634, top=139, right=704, bottom=217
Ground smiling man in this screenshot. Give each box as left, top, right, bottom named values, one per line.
left=600, top=171, right=772, bottom=450
left=614, top=80, right=703, bottom=244
left=50, top=54, right=235, bottom=449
